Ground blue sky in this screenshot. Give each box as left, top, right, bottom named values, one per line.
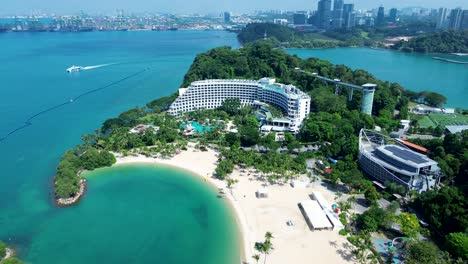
left=2, top=0, right=467, bottom=15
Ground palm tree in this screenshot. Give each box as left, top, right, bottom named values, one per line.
left=254, top=232, right=275, bottom=264
left=335, top=191, right=343, bottom=201
left=264, top=232, right=273, bottom=241
left=261, top=238, right=273, bottom=264
left=338, top=200, right=351, bottom=213
left=226, top=178, right=238, bottom=197
left=348, top=195, right=358, bottom=212
left=252, top=254, right=260, bottom=264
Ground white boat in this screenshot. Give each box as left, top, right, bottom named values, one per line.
left=66, top=66, right=83, bottom=73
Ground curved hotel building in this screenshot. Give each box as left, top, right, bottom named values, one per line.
left=169, top=78, right=311, bottom=132
left=358, top=129, right=441, bottom=193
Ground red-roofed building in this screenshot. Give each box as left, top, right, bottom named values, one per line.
left=396, top=139, right=429, bottom=154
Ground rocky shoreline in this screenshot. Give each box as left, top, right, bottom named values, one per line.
left=56, top=178, right=87, bottom=206
left=2, top=248, right=14, bottom=261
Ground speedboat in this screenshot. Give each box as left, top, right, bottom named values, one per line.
left=66, top=66, right=83, bottom=73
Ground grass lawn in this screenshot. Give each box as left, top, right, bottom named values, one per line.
left=418, top=114, right=468, bottom=128
left=418, top=116, right=437, bottom=128
left=429, top=114, right=468, bottom=127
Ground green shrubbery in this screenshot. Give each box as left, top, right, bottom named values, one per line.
left=0, top=240, right=25, bottom=264
left=1, top=258, right=25, bottom=264
left=54, top=148, right=116, bottom=199
left=0, top=241, right=6, bottom=259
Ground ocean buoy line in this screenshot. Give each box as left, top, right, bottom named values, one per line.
left=0, top=67, right=151, bottom=143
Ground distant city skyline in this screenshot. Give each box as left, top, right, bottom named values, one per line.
left=1, top=0, right=467, bottom=15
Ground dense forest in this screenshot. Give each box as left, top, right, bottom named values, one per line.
left=392, top=30, right=468, bottom=53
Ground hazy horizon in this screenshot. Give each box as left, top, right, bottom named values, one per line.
left=1, top=0, right=467, bottom=16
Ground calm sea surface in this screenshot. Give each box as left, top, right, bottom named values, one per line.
left=0, top=30, right=240, bottom=264
left=288, top=48, right=468, bottom=108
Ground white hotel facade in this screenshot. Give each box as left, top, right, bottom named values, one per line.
left=168, top=78, right=311, bottom=132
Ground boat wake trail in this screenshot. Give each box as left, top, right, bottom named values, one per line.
left=82, top=63, right=115, bottom=70
left=0, top=67, right=150, bottom=144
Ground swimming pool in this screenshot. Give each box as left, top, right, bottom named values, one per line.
left=181, top=121, right=212, bottom=133
left=372, top=238, right=403, bottom=264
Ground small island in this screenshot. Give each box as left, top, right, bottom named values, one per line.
left=51, top=42, right=468, bottom=264
left=0, top=240, right=24, bottom=264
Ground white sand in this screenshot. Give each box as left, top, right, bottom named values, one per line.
left=113, top=144, right=355, bottom=264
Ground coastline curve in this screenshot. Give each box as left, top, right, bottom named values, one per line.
left=85, top=147, right=252, bottom=264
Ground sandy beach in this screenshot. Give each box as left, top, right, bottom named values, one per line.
left=114, top=143, right=355, bottom=264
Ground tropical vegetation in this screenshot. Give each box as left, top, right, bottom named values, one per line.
left=1, top=258, right=24, bottom=264
left=254, top=232, right=274, bottom=264
left=0, top=241, right=24, bottom=264
left=0, top=242, right=5, bottom=260
left=237, top=22, right=449, bottom=52
left=392, top=30, right=468, bottom=53
left=238, top=23, right=341, bottom=48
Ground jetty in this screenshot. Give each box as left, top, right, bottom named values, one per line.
left=432, top=57, right=468, bottom=65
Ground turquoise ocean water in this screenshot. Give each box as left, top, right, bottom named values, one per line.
left=0, top=30, right=240, bottom=264
left=288, top=48, right=468, bottom=108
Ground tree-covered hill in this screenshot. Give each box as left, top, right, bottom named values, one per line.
left=392, top=30, right=468, bottom=53
left=238, top=23, right=295, bottom=44
left=237, top=23, right=341, bottom=48
left=183, top=42, right=417, bottom=119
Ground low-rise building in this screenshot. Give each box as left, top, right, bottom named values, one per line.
left=358, top=129, right=442, bottom=193
left=445, top=125, right=468, bottom=134
left=129, top=124, right=159, bottom=134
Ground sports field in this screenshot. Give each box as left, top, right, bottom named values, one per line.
left=418, top=113, right=468, bottom=128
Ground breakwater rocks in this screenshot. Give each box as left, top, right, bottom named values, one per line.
left=56, top=179, right=86, bottom=206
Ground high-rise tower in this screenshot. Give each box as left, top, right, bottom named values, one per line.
left=436, top=8, right=448, bottom=29
left=461, top=10, right=468, bottom=30
left=361, top=84, right=377, bottom=116
left=317, top=0, right=332, bottom=29
left=343, top=4, right=355, bottom=29
left=389, top=8, right=398, bottom=23
left=449, top=8, right=463, bottom=30
left=332, top=0, right=344, bottom=28
left=376, top=6, right=385, bottom=26
left=224, top=12, right=231, bottom=24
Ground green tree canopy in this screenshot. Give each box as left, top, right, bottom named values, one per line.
left=446, top=232, right=468, bottom=260
left=405, top=240, right=447, bottom=264
left=392, top=30, right=468, bottom=54
left=219, top=98, right=241, bottom=116
left=1, top=257, right=25, bottom=264
left=0, top=241, right=6, bottom=259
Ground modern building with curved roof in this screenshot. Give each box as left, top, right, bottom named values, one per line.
left=168, top=78, right=311, bottom=132
left=358, top=129, right=442, bottom=193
